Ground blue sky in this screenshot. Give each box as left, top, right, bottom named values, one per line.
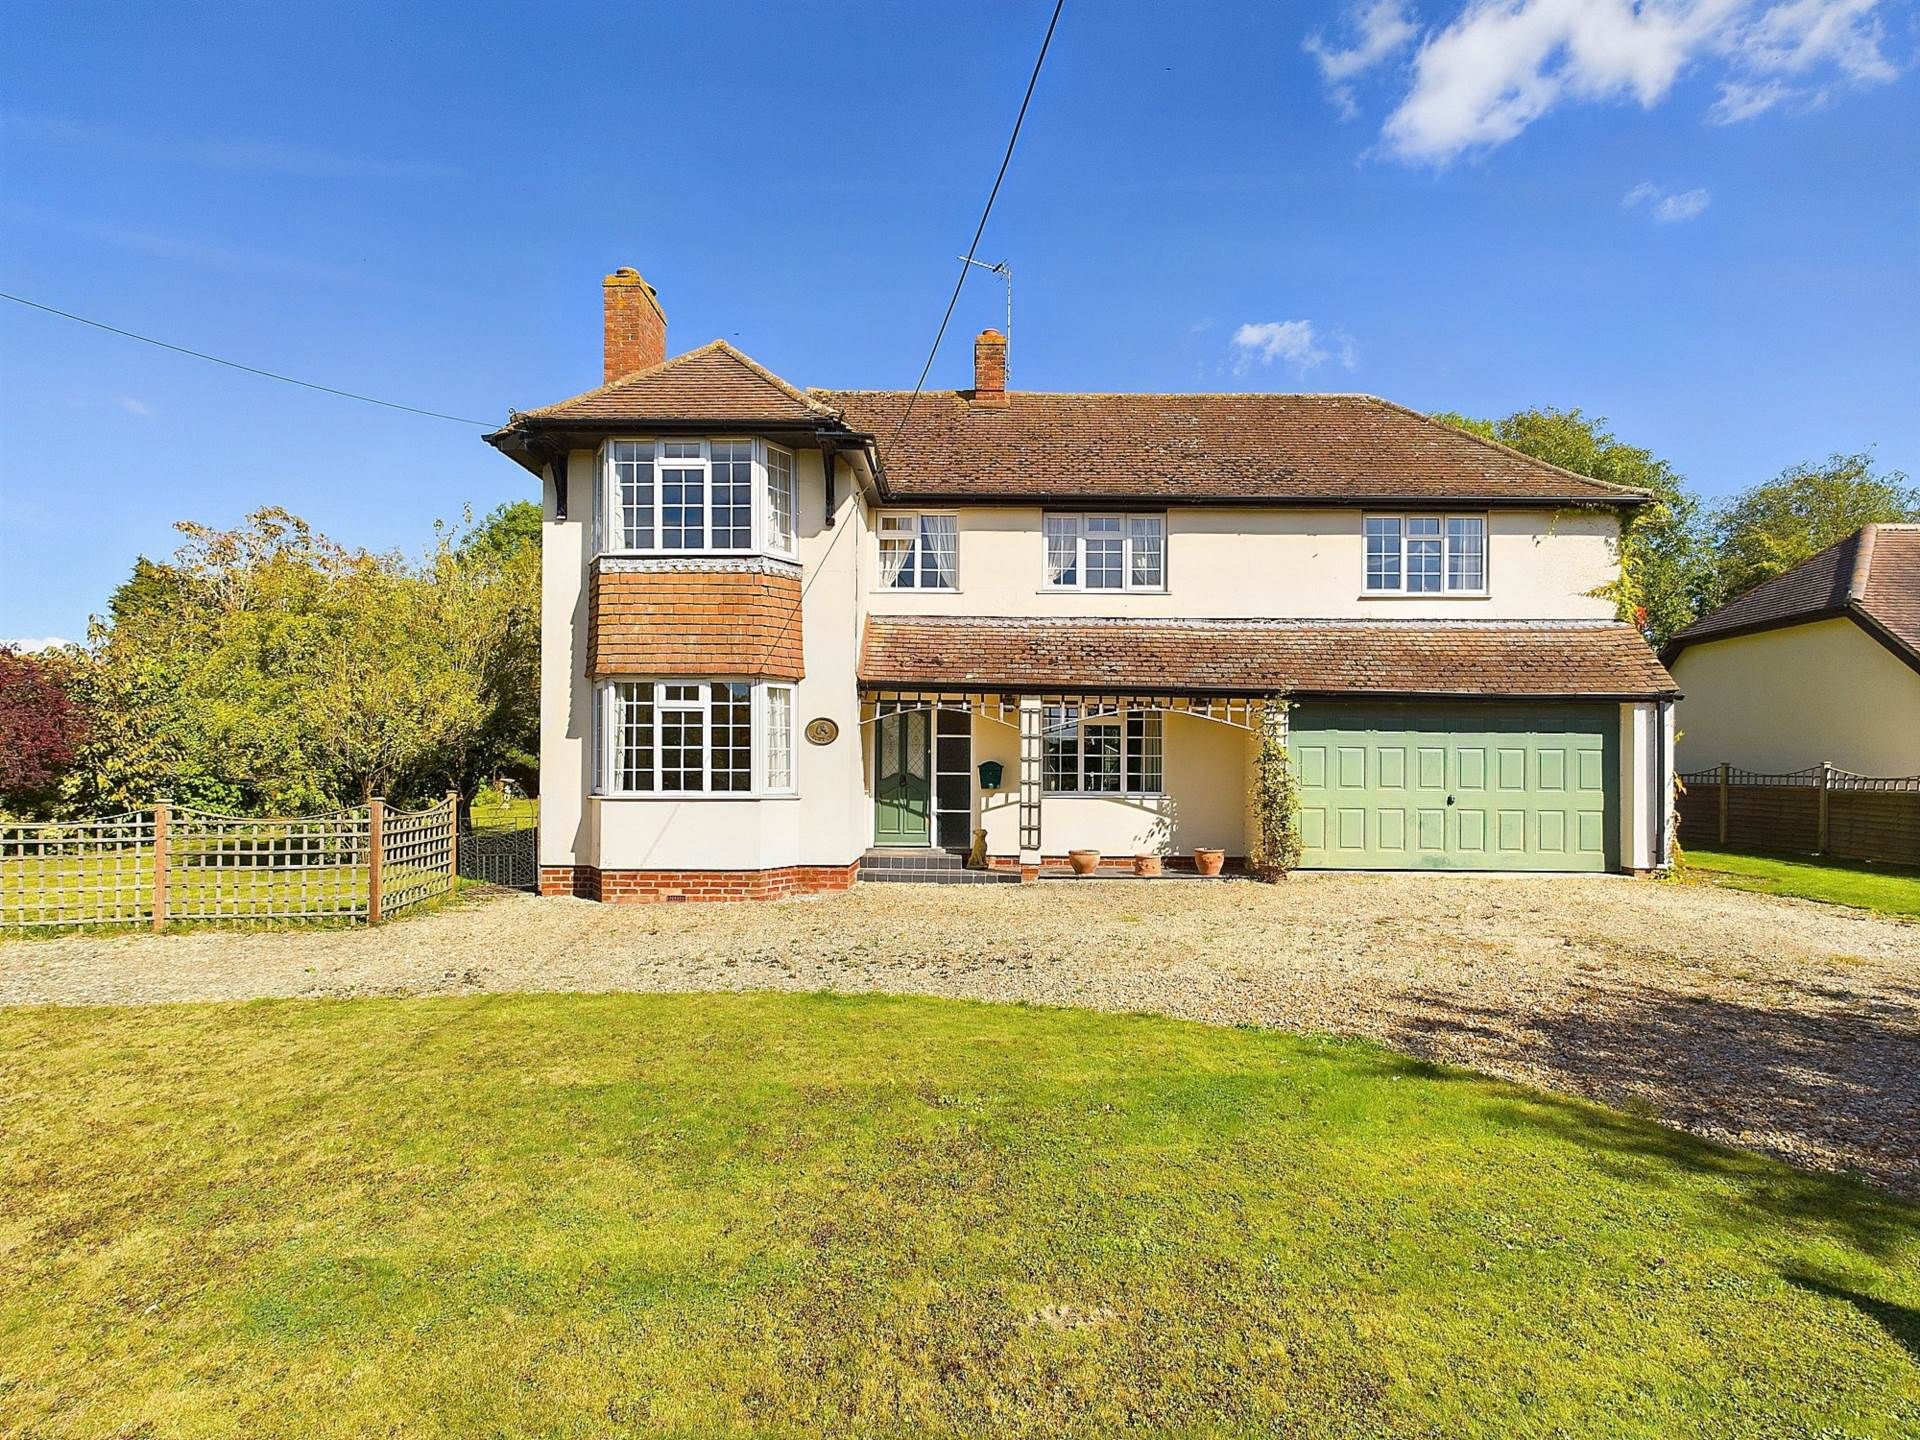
left=3, top=0, right=1916, bottom=643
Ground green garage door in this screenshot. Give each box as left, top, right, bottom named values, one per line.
left=1290, top=702, right=1618, bottom=872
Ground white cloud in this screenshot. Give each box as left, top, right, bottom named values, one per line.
left=3, top=637, right=71, bottom=653
left=1347, top=0, right=1898, bottom=164
left=117, top=396, right=156, bottom=418
left=1305, top=1, right=1422, bottom=117
left=1623, top=180, right=1713, bottom=220
left=1708, top=76, right=1797, bottom=119
left=1230, top=321, right=1358, bottom=373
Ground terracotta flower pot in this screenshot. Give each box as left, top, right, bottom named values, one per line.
left=1133, top=853, right=1163, bottom=878
left=1068, top=849, right=1101, bottom=876
left=1193, top=847, right=1226, bottom=877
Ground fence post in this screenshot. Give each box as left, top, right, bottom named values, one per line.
left=368, top=797, right=385, bottom=925
left=1816, top=761, right=1832, bottom=855
left=446, top=790, right=461, bottom=892
left=1717, top=762, right=1730, bottom=846
left=151, top=802, right=170, bottom=934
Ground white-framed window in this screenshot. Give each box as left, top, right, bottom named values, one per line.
left=598, top=438, right=797, bottom=557
left=1363, top=513, right=1487, bottom=595
left=877, top=511, right=958, bottom=590
left=1043, top=513, right=1165, bottom=590
left=1042, top=706, right=1164, bottom=794
left=595, top=679, right=797, bottom=796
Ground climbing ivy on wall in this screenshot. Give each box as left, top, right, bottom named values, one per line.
left=1250, top=697, right=1304, bottom=880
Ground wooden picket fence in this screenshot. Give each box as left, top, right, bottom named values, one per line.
left=1677, top=763, right=1920, bottom=868
left=0, top=795, right=458, bottom=932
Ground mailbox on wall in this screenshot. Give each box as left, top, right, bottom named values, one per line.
left=977, top=760, right=1005, bottom=790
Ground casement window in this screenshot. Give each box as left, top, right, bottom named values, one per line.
left=593, top=679, right=797, bottom=796
left=598, top=438, right=797, bottom=558
left=877, top=512, right=958, bottom=589
left=1043, top=513, right=1165, bottom=590
left=1042, top=706, right=1164, bottom=794
left=1363, top=513, right=1487, bottom=594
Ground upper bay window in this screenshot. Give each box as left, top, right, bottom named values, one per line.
left=878, top=512, right=958, bottom=590
left=592, top=679, right=796, bottom=796
left=1044, top=513, right=1165, bottom=590
left=599, top=438, right=796, bottom=558
left=1363, top=513, right=1487, bottom=595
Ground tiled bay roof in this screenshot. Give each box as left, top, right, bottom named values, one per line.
left=1665, top=524, right=1920, bottom=670
left=816, top=391, right=1648, bottom=507
left=514, top=341, right=833, bottom=427
left=860, top=616, right=1677, bottom=698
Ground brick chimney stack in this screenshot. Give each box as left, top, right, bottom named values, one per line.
left=604, top=268, right=666, bottom=383
left=972, top=328, right=1008, bottom=408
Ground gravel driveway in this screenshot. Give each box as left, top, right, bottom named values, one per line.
left=4, top=874, right=1915, bottom=1194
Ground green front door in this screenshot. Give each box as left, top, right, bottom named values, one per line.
left=1290, top=702, right=1618, bottom=871
left=874, top=708, right=932, bottom=846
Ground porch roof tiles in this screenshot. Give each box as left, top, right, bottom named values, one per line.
left=858, top=616, right=1679, bottom=700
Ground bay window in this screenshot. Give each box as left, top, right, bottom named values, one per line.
left=1042, top=706, right=1164, bottom=794
left=878, top=512, right=958, bottom=589
left=1363, top=513, right=1487, bottom=595
left=598, top=438, right=797, bottom=557
left=1044, top=513, right=1165, bottom=590
left=594, top=679, right=797, bottom=796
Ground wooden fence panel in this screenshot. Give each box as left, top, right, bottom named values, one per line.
left=1678, top=766, right=1919, bottom=866
left=1827, top=789, right=1920, bottom=867
left=1, top=798, right=456, bottom=933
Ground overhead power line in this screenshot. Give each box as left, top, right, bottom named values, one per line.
left=0, top=290, right=491, bottom=427
left=878, top=0, right=1065, bottom=476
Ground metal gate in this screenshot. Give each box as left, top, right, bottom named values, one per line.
left=458, top=825, right=538, bottom=891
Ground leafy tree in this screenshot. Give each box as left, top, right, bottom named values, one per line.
left=63, top=506, right=540, bottom=815
left=0, top=647, right=86, bottom=815
left=1431, top=407, right=1711, bottom=645
left=1707, top=452, right=1918, bottom=605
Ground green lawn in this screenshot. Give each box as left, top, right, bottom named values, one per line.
left=1, top=994, right=1914, bottom=1438
left=1684, top=846, right=1920, bottom=918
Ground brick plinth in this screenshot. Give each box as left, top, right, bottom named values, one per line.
left=541, top=863, right=858, bottom=904
left=990, top=855, right=1247, bottom=875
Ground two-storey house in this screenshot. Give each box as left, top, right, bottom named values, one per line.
left=486, top=268, right=1678, bottom=901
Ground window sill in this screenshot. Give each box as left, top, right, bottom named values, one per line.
left=593, top=792, right=801, bottom=802
left=881, top=586, right=963, bottom=595
left=1037, top=588, right=1170, bottom=596
left=1358, top=590, right=1490, bottom=600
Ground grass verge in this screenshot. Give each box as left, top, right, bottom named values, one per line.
left=1683, top=846, right=1920, bottom=918
left=1, top=992, right=1915, bottom=1437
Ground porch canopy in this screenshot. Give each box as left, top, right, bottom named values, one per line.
left=858, top=616, right=1678, bottom=702
left=858, top=617, right=1678, bottom=866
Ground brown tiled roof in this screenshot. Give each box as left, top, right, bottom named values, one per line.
left=860, top=616, right=1677, bottom=698
left=1665, top=524, right=1920, bottom=670
left=514, top=340, right=833, bottom=427
left=814, top=390, right=1648, bottom=507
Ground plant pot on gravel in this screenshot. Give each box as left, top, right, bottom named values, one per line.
left=1193, top=847, right=1225, bottom=877
left=1068, top=849, right=1101, bottom=876
left=1134, top=853, right=1163, bottom=878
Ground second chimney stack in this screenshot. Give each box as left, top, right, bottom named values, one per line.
left=972, top=328, right=1008, bottom=408
left=604, top=267, right=667, bottom=383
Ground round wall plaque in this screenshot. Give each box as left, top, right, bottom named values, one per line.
left=804, top=717, right=840, bottom=746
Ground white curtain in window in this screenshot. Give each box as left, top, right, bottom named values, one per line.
left=878, top=516, right=913, bottom=587
left=1129, top=516, right=1164, bottom=587
left=1044, top=514, right=1079, bottom=585
left=920, top=514, right=957, bottom=589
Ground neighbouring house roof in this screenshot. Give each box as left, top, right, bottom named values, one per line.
left=487, top=342, right=1649, bottom=508
left=508, top=341, right=837, bottom=429
left=1663, top=524, right=1920, bottom=674
left=859, top=616, right=1678, bottom=699
left=815, top=390, right=1649, bottom=508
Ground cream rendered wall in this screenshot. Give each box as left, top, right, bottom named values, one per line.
left=863, top=506, right=1619, bottom=619
left=591, top=447, right=871, bottom=873
left=976, top=710, right=1252, bottom=858
left=1671, top=618, right=1920, bottom=776
left=539, top=450, right=593, bottom=869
